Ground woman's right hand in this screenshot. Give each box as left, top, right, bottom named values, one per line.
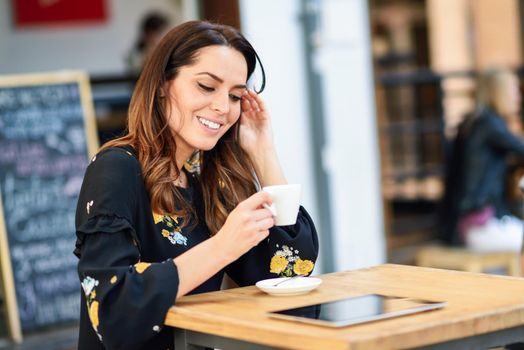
left=215, top=191, right=275, bottom=262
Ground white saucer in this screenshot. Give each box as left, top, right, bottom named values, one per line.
left=256, top=277, right=322, bottom=296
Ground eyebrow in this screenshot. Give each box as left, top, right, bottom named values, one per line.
left=197, top=72, right=247, bottom=90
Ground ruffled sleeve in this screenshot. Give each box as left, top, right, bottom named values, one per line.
left=75, top=147, right=141, bottom=258
left=225, top=206, right=319, bottom=286
left=74, top=214, right=134, bottom=259
left=75, top=148, right=179, bottom=350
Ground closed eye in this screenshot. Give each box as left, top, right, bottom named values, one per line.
left=199, top=82, right=241, bottom=102
left=229, top=94, right=241, bottom=102
left=198, top=83, right=214, bottom=92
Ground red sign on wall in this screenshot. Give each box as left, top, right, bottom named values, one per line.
left=13, top=0, right=108, bottom=27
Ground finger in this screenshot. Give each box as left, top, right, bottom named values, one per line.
left=242, top=90, right=258, bottom=108
left=241, top=96, right=252, bottom=112
left=247, top=89, right=267, bottom=111
left=251, top=208, right=274, bottom=221
left=257, top=217, right=275, bottom=230
left=258, top=229, right=270, bottom=240
left=250, top=99, right=261, bottom=112
left=244, top=92, right=260, bottom=111
left=240, top=191, right=273, bottom=210
left=262, top=203, right=277, bottom=217
left=250, top=229, right=269, bottom=247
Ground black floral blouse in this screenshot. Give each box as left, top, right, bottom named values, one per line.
left=74, top=146, right=319, bottom=350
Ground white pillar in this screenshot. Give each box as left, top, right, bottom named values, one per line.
left=316, top=0, right=386, bottom=270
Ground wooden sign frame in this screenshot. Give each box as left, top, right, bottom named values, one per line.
left=0, top=71, right=99, bottom=343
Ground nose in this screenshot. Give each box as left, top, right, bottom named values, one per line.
left=211, top=92, right=229, bottom=115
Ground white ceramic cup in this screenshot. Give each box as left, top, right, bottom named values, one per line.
left=262, top=184, right=301, bottom=226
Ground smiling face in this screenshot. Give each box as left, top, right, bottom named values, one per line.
left=165, top=45, right=248, bottom=163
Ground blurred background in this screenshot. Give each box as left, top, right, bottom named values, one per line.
left=0, top=0, right=523, bottom=348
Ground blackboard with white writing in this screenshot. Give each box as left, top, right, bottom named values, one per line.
left=0, top=72, right=98, bottom=334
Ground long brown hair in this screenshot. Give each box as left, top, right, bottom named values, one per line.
left=101, top=20, right=266, bottom=234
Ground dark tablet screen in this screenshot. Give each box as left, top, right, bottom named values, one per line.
left=269, top=294, right=446, bottom=327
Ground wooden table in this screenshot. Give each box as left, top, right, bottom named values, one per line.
left=165, top=264, right=524, bottom=350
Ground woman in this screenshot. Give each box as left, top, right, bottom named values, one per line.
left=441, top=69, right=524, bottom=252
left=75, top=21, right=319, bottom=349
left=126, top=12, right=170, bottom=74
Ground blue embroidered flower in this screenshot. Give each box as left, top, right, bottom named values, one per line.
left=161, top=229, right=187, bottom=246
left=169, top=231, right=188, bottom=246
left=81, top=276, right=99, bottom=297
left=154, top=211, right=188, bottom=246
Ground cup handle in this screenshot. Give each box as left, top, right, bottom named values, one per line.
left=263, top=203, right=277, bottom=217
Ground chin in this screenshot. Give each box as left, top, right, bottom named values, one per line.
left=191, top=130, right=231, bottom=151
left=195, top=140, right=220, bottom=151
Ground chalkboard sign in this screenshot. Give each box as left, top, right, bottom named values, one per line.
left=0, top=71, right=98, bottom=342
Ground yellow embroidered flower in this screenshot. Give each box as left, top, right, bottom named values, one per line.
left=152, top=211, right=164, bottom=224
left=90, top=290, right=96, bottom=299
left=89, top=301, right=99, bottom=329
left=161, top=229, right=170, bottom=238
left=270, top=255, right=288, bottom=274
left=293, top=259, right=314, bottom=275
left=134, top=262, right=151, bottom=274
left=110, top=276, right=117, bottom=284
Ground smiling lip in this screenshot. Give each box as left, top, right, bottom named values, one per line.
left=197, top=116, right=223, bottom=132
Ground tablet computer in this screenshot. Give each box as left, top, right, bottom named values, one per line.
left=268, top=294, right=446, bottom=327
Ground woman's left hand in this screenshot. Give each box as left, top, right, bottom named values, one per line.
left=238, top=89, right=287, bottom=186
left=239, top=89, right=274, bottom=155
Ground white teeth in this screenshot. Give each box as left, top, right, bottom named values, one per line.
left=198, top=117, right=220, bottom=130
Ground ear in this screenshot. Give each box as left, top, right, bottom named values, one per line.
left=159, top=87, right=166, bottom=98
left=159, top=82, right=170, bottom=98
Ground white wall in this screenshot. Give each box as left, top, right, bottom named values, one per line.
left=0, top=0, right=197, bottom=75
left=240, top=0, right=386, bottom=272
left=239, top=0, right=321, bottom=270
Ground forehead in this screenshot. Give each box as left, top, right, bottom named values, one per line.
left=181, top=45, right=248, bottom=84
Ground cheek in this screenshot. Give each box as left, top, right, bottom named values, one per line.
left=166, top=100, right=183, bottom=129
left=167, top=115, right=182, bottom=135
left=192, top=96, right=212, bottom=111
left=229, top=104, right=242, bottom=122
left=166, top=100, right=196, bottom=135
